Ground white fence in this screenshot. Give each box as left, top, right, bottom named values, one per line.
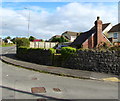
left=30, top=42, right=58, bottom=49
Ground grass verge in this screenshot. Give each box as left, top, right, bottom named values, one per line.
left=0, top=44, right=15, bottom=47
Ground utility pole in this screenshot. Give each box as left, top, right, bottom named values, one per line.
left=24, top=7, right=30, bottom=38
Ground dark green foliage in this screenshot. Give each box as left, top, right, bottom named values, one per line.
left=11, top=37, right=19, bottom=44
left=17, top=47, right=54, bottom=66
left=29, top=36, right=36, bottom=41
left=108, top=46, right=120, bottom=51
left=61, top=47, right=76, bottom=56
left=16, top=38, right=30, bottom=47
left=49, top=48, right=56, bottom=54
left=51, top=36, right=69, bottom=43
left=5, top=36, right=11, bottom=39
left=4, top=36, right=11, bottom=43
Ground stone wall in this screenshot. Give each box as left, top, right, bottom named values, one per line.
left=17, top=47, right=120, bottom=75
left=63, top=50, right=120, bottom=75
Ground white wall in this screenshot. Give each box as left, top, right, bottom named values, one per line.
left=71, top=36, right=77, bottom=42
left=30, top=42, right=58, bottom=49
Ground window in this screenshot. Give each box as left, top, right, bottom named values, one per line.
left=113, top=33, right=118, bottom=39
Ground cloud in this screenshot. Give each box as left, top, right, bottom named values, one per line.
left=1, top=2, right=118, bottom=40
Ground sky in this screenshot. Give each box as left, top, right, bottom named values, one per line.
left=1, top=2, right=118, bottom=40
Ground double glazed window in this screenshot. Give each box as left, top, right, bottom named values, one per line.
left=113, top=33, right=118, bottom=39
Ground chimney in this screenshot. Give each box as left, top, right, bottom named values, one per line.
left=94, top=16, right=103, bottom=46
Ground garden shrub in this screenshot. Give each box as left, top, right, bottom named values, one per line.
left=108, top=46, right=120, bottom=51
left=16, top=38, right=30, bottom=47
left=61, top=47, right=76, bottom=56
left=49, top=48, right=56, bottom=54
left=17, top=46, right=29, bottom=55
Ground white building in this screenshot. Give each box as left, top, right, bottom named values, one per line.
left=108, top=23, right=120, bottom=43
left=62, top=31, right=80, bottom=42
left=7, top=39, right=13, bottom=43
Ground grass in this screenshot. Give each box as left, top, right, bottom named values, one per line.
left=0, top=44, right=15, bottom=47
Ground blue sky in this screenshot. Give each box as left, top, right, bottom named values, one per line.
left=1, top=2, right=118, bottom=39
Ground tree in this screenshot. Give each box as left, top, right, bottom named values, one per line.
left=4, top=36, right=11, bottom=43
left=51, top=36, right=69, bottom=43
left=11, top=37, right=18, bottom=44
left=16, top=38, right=30, bottom=47
left=6, top=36, right=11, bottom=39
left=29, top=36, right=36, bottom=41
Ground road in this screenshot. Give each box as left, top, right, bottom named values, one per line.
left=0, top=46, right=119, bottom=100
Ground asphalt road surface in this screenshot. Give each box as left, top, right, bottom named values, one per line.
left=0, top=46, right=119, bottom=100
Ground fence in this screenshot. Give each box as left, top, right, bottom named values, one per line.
left=30, top=42, right=58, bottom=48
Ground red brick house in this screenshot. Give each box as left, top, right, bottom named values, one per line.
left=70, top=17, right=112, bottom=49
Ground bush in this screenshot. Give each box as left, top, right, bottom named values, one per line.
left=108, top=46, right=120, bottom=51
left=16, top=38, right=30, bottom=47
left=29, top=36, right=36, bottom=41
left=17, top=46, right=29, bottom=53
left=51, top=36, right=69, bottom=43
left=49, top=48, right=56, bottom=54
left=61, top=47, right=76, bottom=56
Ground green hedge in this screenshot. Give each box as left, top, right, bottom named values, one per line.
left=108, top=46, right=120, bottom=51
left=49, top=48, right=56, bottom=54
left=16, top=38, right=30, bottom=47
left=17, top=46, right=56, bottom=55
left=61, top=47, right=76, bottom=55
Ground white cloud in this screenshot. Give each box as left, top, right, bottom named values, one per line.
left=1, top=2, right=118, bottom=40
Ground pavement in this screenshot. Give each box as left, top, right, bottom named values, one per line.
left=1, top=46, right=120, bottom=82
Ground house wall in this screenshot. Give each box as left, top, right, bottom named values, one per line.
left=118, top=32, right=120, bottom=42
left=83, top=35, right=94, bottom=49
left=71, top=36, right=77, bottom=42
left=108, top=32, right=120, bottom=42
left=82, top=40, right=88, bottom=48
left=96, top=32, right=111, bottom=46
left=82, top=33, right=111, bottom=49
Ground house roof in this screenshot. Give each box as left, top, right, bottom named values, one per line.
left=70, top=23, right=111, bottom=46
left=53, top=35, right=61, bottom=38
left=108, top=23, right=120, bottom=33
left=33, top=39, right=42, bottom=42
left=49, top=35, right=61, bottom=41
left=70, top=29, right=95, bottom=46
left=62, top=31, right=80, bottom=36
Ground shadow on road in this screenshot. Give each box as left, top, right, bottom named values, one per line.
left=1, top=85, right=71, bottom=101
left=1, top=84, right=118, bottom=101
